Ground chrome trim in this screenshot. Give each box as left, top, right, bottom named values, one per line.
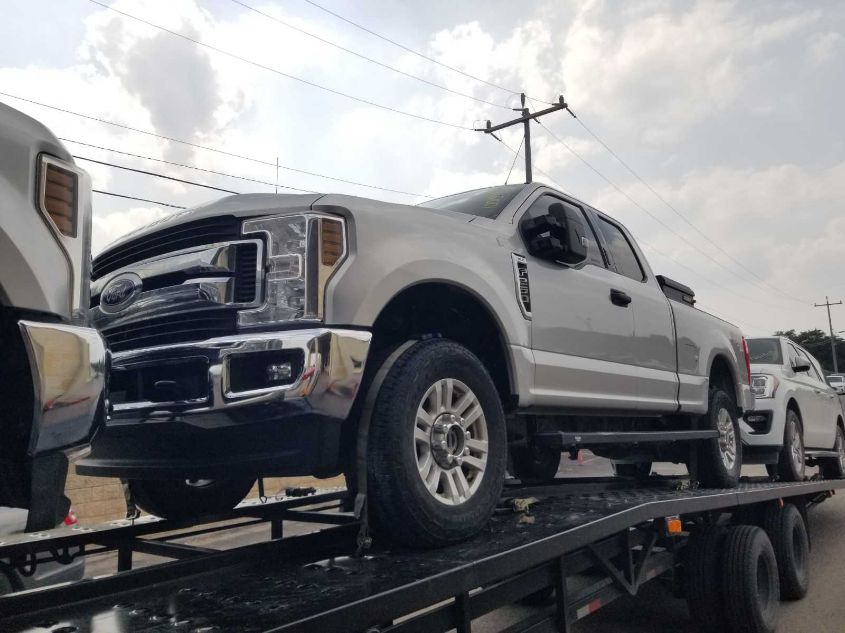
left=110, top=328, right=372, bottom=421
left=18, top=320, right=108, bottom=455
left=90, top=239, right=264, bottom=330
left=91, top=239, right=263, bottom=301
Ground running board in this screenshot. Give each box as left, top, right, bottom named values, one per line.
left=534, top=429, right=718, bottom=449
left=805, top=450, right=839, bottom=459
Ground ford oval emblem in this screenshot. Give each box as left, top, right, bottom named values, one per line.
left=100, top=273, right=142, bottom=313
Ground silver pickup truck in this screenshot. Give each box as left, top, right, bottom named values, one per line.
left=78, top=183, right=754, bottom=546
left=0, top=103, right=107, bottom=532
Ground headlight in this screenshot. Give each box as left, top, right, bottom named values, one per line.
left=238, top=213, right=347, bottom=327
left=750, top=374, right=778, bottom=399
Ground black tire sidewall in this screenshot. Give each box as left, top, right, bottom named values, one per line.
left=763, top=503, right=809, bottom=601
left=722, top=526, right=780, bottom=633
left=368, top=339, right=507, bottom=547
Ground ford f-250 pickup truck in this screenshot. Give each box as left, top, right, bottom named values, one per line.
left=78, top=182, right=754, bottom=546
left=0, top=103, right=107, bottom=532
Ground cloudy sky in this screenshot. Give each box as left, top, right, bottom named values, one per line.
left=1, top=0, right=843, bottom=337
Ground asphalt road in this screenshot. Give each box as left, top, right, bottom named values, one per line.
left=81, top=454, right=845, bottom=632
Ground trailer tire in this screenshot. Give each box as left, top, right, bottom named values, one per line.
left=367, top=339, right=507, bottom=547
left=722, top=525, right=779, bottom=633
left=127, top=478, right=255, bottom=520
left=762, top=503, right=809, bottom=601
left=696, top=388, right=742, bottom=489
left=820, top=425, right=845, bottom=479
left=685, top=525, right=729, bottom=632
left=510, top=445, right=561, bottom=483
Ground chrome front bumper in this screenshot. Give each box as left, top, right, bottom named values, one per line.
left=109, top=328, right=372, bottom=421
left=18, top=320, right=108, bottom=456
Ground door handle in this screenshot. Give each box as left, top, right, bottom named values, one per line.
left=610, top=289, right=632, bottom=307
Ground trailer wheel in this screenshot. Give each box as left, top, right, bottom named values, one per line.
left=695, top=388, right=742, bottom=488
left=762, top=503, right=810, bottom=600
left=685, top=525, right=729, bottom=632
left=820, top=426, right=845, bottom=479
left=510, top=445, right=561, bottom=483
left=722, top=525, right=780, bottom=633
left=367, top=339, right=507, bottom=547
left=127, top=478, right=255, bottom=520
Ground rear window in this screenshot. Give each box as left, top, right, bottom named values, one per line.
left=747, top=338, right=783, bottom=365
left=421, top=184, right=524, bottom=219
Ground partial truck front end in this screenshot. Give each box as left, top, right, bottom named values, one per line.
left=0, top=103, right=107, bottom=531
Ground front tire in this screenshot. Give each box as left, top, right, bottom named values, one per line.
left=775, top=410, right=805, bottom=482
left=127, top=478, right=255, bottom=520
left=696, top=388, right=742, bottom=488
left=367, top=339, right=507, bottom=548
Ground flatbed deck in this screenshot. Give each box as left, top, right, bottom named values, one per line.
left=1, top=476, right=843, bottom=632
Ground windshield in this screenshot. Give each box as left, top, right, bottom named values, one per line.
left=420, top=184, right=524, bottom=219
left=747, top=338, right=783, bottom=365
left=829, top=375, right=844, bottom=384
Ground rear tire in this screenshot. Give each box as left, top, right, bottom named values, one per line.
left=510, top=445, right=561, bottom=483
left=128, top=478, right=255, bottom=520
left=696, top=388, right=742, bottom=488
left=722, top=525, right=779, bottom=633
left=685, top=525, right=729, bottom=632
left=820, top=425, right=845, bottom=479
left=762, top=503, right=809, bottom=601
left=775, top=410, right=805, bottom=482
left=367, top=339, right=507, bottom=547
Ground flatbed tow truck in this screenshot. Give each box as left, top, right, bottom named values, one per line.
left=0, top=474, right=842, bottom=633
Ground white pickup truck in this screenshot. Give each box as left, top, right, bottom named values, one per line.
left=0, top=103, right=107, bottom=532
left=79, top=183, right=754, bottom=546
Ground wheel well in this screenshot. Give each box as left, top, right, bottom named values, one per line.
left=837, top=416, right=844, bottom=433
left=786, top=398, right=801, bottom=421
left=709, top=355, right=735, bottom=401
left=367, top=283, right=514, bottom=407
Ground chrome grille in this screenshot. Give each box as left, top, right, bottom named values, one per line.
left=92, top=216, right=242, bottom=281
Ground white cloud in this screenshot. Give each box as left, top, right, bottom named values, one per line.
left=807, top=31, right=844, bottom=65
left=92, top=206, right=171, bottom=254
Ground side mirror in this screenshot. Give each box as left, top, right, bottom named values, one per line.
left=520, top=202, right=588, bottom=266
left=792, top=359, right=811, bottom=373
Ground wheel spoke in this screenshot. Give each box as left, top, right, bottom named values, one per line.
left=443, top=379, right=454, bottom=412
left=463, top=404, right=483, bottom=428
left=418, top=451, right=433, bottom=479
left=454, top=467, right=471, bottom=499
left=463, top=455, right=485, bottom=471
left=443, top=469, right=460, bottom=502
left=425, top=464, right=441, bottom=493
left=417, top=408, right=434, bottom=430
left=465, top=438, right=488, bottom=454
left=453, top=391, right=476, bottom=416
left=415, top=426, right=430, bottom=445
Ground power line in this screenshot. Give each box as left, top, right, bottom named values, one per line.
left=62, top=138, right=314, bottom=192
left=504, top=135, right=524, bottom=185
left=300, top=0, right=555, bottom=105
left=0, top=91, right=431, bottom=198
left=93, top=190, right=185, bottom=208
left=568, top=113, right=809, bottom=304
left=62, top=138, right=315, bottom=193
left=88, top=0, right=472, bottom=131
left=533, top=119, right=799, bottom=311
left=228, top=0, right=509, bottom=110
left=75, top=155, right=240, bottom=194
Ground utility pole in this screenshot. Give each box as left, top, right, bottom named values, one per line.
left=475, top=94, right=569, bottom=184
left=815, top=296, right=843, bottom=373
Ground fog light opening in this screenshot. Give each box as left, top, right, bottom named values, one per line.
left=266, top=362, right=293, bottom=383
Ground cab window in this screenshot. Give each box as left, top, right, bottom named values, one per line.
left=597, top=217, right=645, bottom=281
left=797, top=348, right=825, bottom=384
left=522, top=195, right=604, bottom=267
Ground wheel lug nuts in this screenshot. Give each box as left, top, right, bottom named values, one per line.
left=463, top=448, right=469, bottom=456
left=465, top=431, right=470, bottom=438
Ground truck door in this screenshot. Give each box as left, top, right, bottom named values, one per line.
left=593, top=215, right=679, bottom=413
left=519, top=194, right=639, bottom=410
left=797, top=346, right=839, bottom=449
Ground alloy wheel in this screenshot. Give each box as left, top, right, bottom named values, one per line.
left=414, top=378, right=488, bottom=506
left=717, top=407, right=738, bottom=471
